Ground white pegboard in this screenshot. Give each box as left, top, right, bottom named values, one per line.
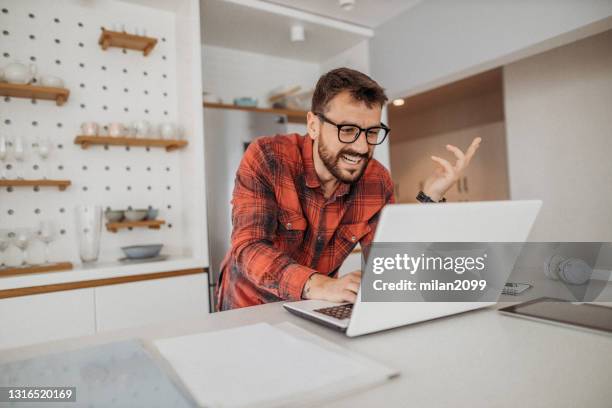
left=0, top=0, right=194, bottom=266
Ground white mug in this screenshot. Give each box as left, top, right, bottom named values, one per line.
left=81, top=122, right=99, bottom=136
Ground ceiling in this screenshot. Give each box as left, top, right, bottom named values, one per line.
left=263, top=0, right=423, bottom=28
left=201, top=0, right=374, bottom=62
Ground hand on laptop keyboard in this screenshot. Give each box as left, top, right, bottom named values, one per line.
left=302, top=270, right=361, bottom=303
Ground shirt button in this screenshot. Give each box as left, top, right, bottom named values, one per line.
left=317, top=235, right=323, bottom=241
left=286, top=223, right=292, bottom=230
left=351, top=236, right=357, bottom=242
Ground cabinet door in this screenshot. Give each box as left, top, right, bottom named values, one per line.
left=95, top=273, right=209, bottom=332
left=0, top=289, right=96, bottom=350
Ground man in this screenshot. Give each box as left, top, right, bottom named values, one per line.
left=217, top=68, right=480, bottom=310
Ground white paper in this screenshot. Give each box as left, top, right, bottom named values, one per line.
left=154, top=322, right=396, bottom=408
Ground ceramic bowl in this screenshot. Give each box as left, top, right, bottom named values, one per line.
left=121, top=244, right=163, bottom=259
left=146, top=208, right=159, bottom=220
left=40, top=75, right=64, bottom=88
left=233, top=97, right=258, bottom=107
left=105, top=209, right=124, bottom=222
left=203, top=94, right=221, bottom=103
left=124, top=209, right=148, bottom=222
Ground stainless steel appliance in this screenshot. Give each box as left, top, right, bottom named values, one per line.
left=204, top=107, right=305, bottom=310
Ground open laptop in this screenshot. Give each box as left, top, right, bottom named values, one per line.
left=283, top=200, right=542, bottom=337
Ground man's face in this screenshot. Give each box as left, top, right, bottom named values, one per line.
left=309, top=91, right=382, bottom=184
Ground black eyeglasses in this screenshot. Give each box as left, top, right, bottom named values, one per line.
left=315, top=113, right=390, bottom=145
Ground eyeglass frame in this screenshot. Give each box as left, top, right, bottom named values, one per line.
left=314, top=113, right=391, bottom=145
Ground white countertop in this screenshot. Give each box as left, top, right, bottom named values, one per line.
left=1, top=299, right=611, bottom=407
left=0, top=256, right=208, bottom=290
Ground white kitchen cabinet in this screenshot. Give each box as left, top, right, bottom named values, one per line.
left=94, top=274, right=209, bottom=332
left=0, top=289, right=96, bottom=350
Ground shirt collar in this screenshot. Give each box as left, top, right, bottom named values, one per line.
left=302, top=135, right=351, bottom=199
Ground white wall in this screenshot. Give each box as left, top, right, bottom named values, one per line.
left=202, top=44, right=320, bottom=106
left=370, top=0, right=612, bottom=98
left=319, top=39, right=370, bottom=75
left=504, top=29, right=612, bottom=241
left=0, top=0, right=206, bottom=266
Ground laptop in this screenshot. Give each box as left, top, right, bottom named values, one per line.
left=283, top=200, right=542, bottom=337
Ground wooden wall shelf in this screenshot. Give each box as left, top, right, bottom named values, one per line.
left=0, top=82, right=70, bottom=106
left=203, top=102, right=307, bottom=124
left=98, top=28, right=158, bottom=56
left=74, top=136, right=187, bottom=152
left=0, top=179, right=71, bottom=191
left=1, top=262, right=73, bottom=277
left=106, top=219, right=165, bottom=233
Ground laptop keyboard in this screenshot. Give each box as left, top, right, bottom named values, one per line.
left=314, top=303, right=354, bottom=320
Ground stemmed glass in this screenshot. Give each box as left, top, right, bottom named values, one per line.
left=36, top=136, right=52, bottom=179
left=0, top=230, right=9, bottom=269
left=13, top=135, right=26, bottom=179
left=12, top=228, right=32, bottom=266
left=37, top=221, right=56, bottom=264
left=0, top=134, right=7, bottom=162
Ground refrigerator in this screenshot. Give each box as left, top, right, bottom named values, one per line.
left=203, top=107, right=306, bottom=310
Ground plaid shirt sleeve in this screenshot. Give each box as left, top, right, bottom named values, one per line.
left=359, top=171, right=395, bottom=260
left=228, top=141, right=317, bottom=301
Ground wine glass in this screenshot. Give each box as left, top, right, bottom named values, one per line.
left=12, top=228, right=32, bottom=266
left=0, top=230, right=9, bottom=269
left=13, top=135, right=25, bottom=161
left=0, top=135, right=7, bottom=161
left=37, top=221, right=56, bottom=264
left=36, top=136, right=52, bottom=179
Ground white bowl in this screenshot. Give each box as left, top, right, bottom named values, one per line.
left=124, top=209, right=148, bottom=221
left=40, top=75, right=64, bottom=88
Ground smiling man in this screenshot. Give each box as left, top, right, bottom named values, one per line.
left=217, top=68, right=481, bottom=310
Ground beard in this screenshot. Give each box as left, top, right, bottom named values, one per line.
left=318, top=136, right=371, bottom=184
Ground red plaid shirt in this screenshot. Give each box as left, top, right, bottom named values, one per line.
left=217, top=133, right=394, bottom=310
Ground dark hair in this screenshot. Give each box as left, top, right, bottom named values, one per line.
left=311, top=67, right=388, bottom=113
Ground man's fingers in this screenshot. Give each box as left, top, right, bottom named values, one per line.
left=464, top=137, right=482, bottom=164
left=345, top=281, right=360, bottom=294
left=342, top=290, right=357, bottom=304
left=431, top=155, right=454, bottom=175
left=446, top=144, right=465, bottom=169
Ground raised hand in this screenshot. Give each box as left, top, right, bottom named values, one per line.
left=423, top=137, right=482, bottom=201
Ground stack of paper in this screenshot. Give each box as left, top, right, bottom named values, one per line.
left=154, top=322, right=397, bottom=408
